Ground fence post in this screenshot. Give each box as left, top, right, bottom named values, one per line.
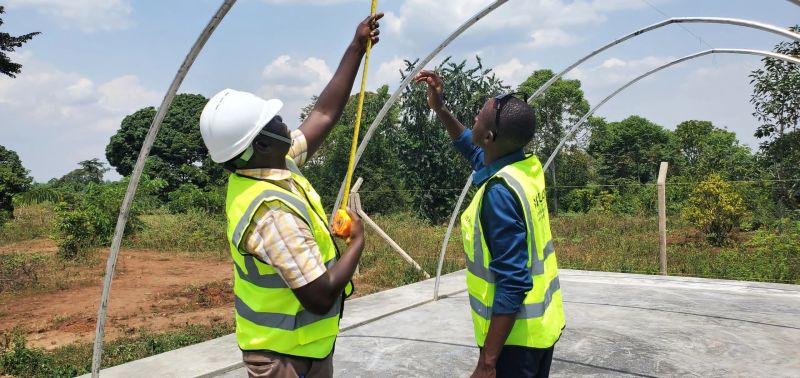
left=657, top=162, right=669, bottom=275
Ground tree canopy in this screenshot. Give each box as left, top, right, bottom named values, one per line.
left=0, top=145, right=32, bottom=221
left=0, top=6, right=39, bottom=78
left=750, top=25, right=800, bottom=142
left=106, top=93, right=225, bottom=195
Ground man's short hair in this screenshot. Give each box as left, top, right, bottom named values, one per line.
left=497, top=97, right=536, bottom=149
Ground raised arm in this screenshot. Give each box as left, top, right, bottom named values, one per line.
left=299, top=13, right=383, bottom=158
left=414, top=70, right=465, bottom=140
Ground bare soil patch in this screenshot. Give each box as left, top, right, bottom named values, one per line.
left=0, top=241, right=231, bottom=349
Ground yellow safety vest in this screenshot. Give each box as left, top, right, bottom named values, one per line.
left=226, top=157, right=350, bottom=358
left=461, top=154, right=565, bottom=348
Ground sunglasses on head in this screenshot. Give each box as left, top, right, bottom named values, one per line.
left=259, top=116, right=293, bottom=145
left=493, top=92, right=528, bottom=140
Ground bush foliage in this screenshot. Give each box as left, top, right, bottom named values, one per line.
left=682, top=174, right=747, bottom=246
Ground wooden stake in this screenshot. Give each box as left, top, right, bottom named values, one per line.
left=657, top=162, right=669, bottom=275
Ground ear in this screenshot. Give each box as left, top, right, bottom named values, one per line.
left=484, top=130, right=495, bottom=146
left=252, top=139, right=271, bottom=154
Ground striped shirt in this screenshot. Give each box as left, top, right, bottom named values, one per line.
left=236, top=129, right=328, bottom=289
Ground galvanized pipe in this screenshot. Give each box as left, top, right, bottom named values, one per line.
left=90, top=1, right=237, bottom=376
left=434, top=18, right=800, bottom=299
left=542, top=49, right=800, bottom=171
left=330, top=0, right=510, bottom=223
left=433, top=174, right=472, bottom=300
left=528, top=17, right=800, bottom=107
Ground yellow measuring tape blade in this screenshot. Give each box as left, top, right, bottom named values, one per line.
left=340, top=0, right=378, bottom=210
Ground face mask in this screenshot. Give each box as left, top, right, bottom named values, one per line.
left=235, top=146, right=254, bottom=168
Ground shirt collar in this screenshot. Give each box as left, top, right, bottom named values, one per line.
left=473, top=149, right=526, bottom=186
left=235, top=167, right=291, bottom=181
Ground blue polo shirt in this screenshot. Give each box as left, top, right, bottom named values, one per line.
left=453, top=129, right=532, bottom=315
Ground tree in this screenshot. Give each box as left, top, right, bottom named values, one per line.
left=675, top=120, right=755, bottom=181
left=761, top=130, right=800, bottom=210
left=588, top=116, right=680, bottom=184
left=397, top=57, right=508, bottom=222
left=106, top=94, right=224, bottom=194
left=517, top=69, right=590, bottom=158
left=0, top=145, right=32, bottom=223
left=683, top=173, right=747, bottom=246
left=750, top=25, right=800, bottom=141
left=0, top=6, right=40, bottom=78
left=56, top=158, right=109, bottom=187
left=301, top=85, right=409, bottom=214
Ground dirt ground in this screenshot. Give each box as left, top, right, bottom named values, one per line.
left=0, top=239, right=233, bottom=350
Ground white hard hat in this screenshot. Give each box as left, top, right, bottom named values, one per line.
left=199, top=88, right=284, bottom=163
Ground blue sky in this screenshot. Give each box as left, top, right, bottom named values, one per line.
left=1, top=0, right=798, bottom=181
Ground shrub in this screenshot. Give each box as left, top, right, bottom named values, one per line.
left=0, top=252, right=48, bottom=293
left=167, top=183, right=224, bottom=214
left=53, top=180, right=148, bottom=259
left=0, top=331, right=78, bottom=378
left=682, top=173, right=747, bottom=246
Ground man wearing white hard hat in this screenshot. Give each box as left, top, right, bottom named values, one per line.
left=199, top=13, right=382, bottom=378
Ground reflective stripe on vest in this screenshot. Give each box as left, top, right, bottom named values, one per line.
left=235, top=255, right=337, bottom=289
left=465, top=171, right=556, bottom=284
left=469, top=276, right=560, bottom=320
left=231, top=189, right=312, bottom=247
left=234, top=294, right=341, bottom=331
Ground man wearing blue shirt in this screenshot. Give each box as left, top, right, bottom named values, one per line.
left=415, top=70, right=565, bottom=378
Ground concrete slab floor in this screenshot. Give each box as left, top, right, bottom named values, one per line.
left=217, top=270, right=800, bottom=377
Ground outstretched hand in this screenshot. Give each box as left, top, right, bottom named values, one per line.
left=354, top=12, right=384, bottom=51
left=414, top=70, right=446, bottom=111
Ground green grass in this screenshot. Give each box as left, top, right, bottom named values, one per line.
left=0, top=321, right=234, bottom=378
left=0, top=204, right=53, bottom=245
left=551, top=213, right=800, bottom=284
left=346, top=212, right=465, bottom=296
left=124, top=210, right=228, bottom=259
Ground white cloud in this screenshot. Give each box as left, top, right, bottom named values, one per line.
left=257, top=55, right=334, bottom=125
left=6, top=0, right=133, bottom=32
left=370, top=56, right=407, bottom=89
left=568, top=55, right=676, bottom=88
left=493, top=58, right=541, bottom=86
left=529, top=28, right=580, bottom=49
left=0, top=51, right=159, bottom=180
left=384, top=0, right=653, bottom=46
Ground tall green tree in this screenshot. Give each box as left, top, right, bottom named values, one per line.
left=0, top=145, right=32, bottom=222
left=761, top=130, right=800, bottom=210
left=0, top=6, right=39, bottom=78
left=301, top=85, right=409, bottom=214
left=106, top=93, right=224, bottom=194
left=56, top=158, right=109, bottom=187
left=517, top=69, right=590, bottom=158
left=750, top=25, right=800, bottom=141
left=397, top=57, right=508, bottom=222
left=675, top=120, right=755, bottom=181
left=588, top=116, right=680, bottom=184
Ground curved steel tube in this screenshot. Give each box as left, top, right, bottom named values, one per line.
left=91, top=1, right=237, bottom=376
left=528, top=17, right=800, bottom=102
left=433, top=174, right=472, bottom=300
left=542, top=49, right=800, bottom=171
left=330, top=0, right=510, bottom=222
left=433, top=19, right=800, bottom=300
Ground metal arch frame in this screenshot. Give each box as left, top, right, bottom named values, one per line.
left=432, top=18, right=800, bottom=300
left=90, top=1, right=237, bottom=376
left=330, top=0, right=510, bottom=222
left=542, top=49, right=800, bottom=171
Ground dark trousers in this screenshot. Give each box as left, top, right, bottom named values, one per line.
left=495, top=345, right=554, bottom=378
